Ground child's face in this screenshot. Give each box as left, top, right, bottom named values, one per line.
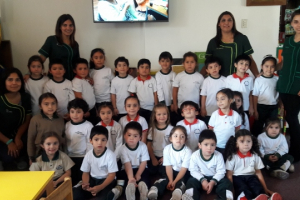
left=206, top=62, right=221, bottom=77
left=115, top=62, right=129, bottom=76
left=234, top=60, right=249, bottom=74
left=40, top=97, right=57, bottom=117
left=234, top=95, right=242, bottom=109
left=183, top=56, right=197, bottom=73
left=181, top=105, right=198, bottom=119
left=29, top=61, right=43, bottom=77
left=69, top=108, right=84, bottom=123
left=198, top=139, right=216, bottom=158
left=170, top=130, right=186, bottom=150
left=138, top=63, right=150, bottom=77
left=261, top=60, right=275, bottom=77
left=155, top=107, right=168, bottom=125
left=90, top=134, right=107, bottom=154
left=41, top=136, right=59, bottom=157
left=125, top=98, right=140, bottom=117
left=49, top=64, right=65, bottom=79
left=5, top=73, right=22, bottom=93
left=267, top=123, right=280, bottom=138
left=91, top=52, right=105, bottom=69
left=216, top=92, right=232, bottom=110
left=124, top=128, right=141, bottom=148
left=99, top=107, right=113, bottom=125
left=74, top=63, right=89, bottom=79
left=159, top=58, right=171, bottom=72
left=236, top=135, right=252, bottom=154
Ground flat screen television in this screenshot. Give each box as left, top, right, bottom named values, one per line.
left=92, top=0, right=169, bottom=22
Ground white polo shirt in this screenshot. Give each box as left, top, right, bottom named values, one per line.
left=173, top=71, right=204, bottom=108
left=200, top=75, right=226, bottom=116
left=90, top=66, right=114, bottom=103
left=111, top=75, right=134, bottom=114
left=128, top=76, right=157, bottom=111
left=176, top=119, right=207, bottom=152
left=225, top=73, right=253, bottom=111
left=252, top=75, right=279, bottom=105
left=72, top=76, right=96, bottom=110
left=118, top=115, right=148, bottom=132
left=147, top=125, right=173, bottom=157
left=155, top=70, right=176, bottom=106
left=208, top=109, right=242, bottom=148
left=257, top=132, right=288, bottom=157
left=226, top=152, right=264, bottom=176
left=163, top=144, right=192, bottom=172
left=81, top=148, right=118, bottom=179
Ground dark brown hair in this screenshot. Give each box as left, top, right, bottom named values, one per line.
left=55, top=14, right=77, bottom=48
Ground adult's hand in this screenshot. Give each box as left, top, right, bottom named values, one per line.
left=7, top=142, right=19, bottom=157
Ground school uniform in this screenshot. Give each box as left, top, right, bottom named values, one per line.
left=118, top=115, right=148, bottom=132
left=72, top=76, right=96, bottom=110
left=176, top=119, right=207, bottom=152
left=155, top=70, right=176, bottom=106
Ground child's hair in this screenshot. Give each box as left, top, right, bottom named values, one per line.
left=224, top=129, right=261, bottom=161
left=67, top=98, right=89, bottom=113
left=38, top=93, right=58, bottom=106
left=261, top=55, right=277, bottom=66
left=114, top=56, right=129, bottom=68
left=291, top=9, right=300, bottom=22
left=217, top=88, right=237, bottom=111
left=97, top=102, right=114, bottom=115
left=27, top=55, right=44, bottom=71
left=169, top=125, right=188, bottom=141
left=73, top=58, right=88, bottom=70
left=89, top=48, right=105, bottom=69
left=137, top=58, right=151, bottom=69
left=0, top=67, right=25, bottom=95
left=90, top=125, right=108, bottom=140
left=49, top=58, right=64, bottom=70
left=264, top=117, right=281, bottom=133
left=183, top=51, right=198, bottom=63
left=124, top=121, right=142, bottom=137
left=159, top=51, right=173, bottom=62
left=205, top=56, right=222, bottom=68
left=233, top=91, right=246, bottom=126
left=234, top=54, right=251, bottom=66
left=40, top=131, right=61, bottom=145
left=124, top=96, right=140, bottom=106
left=180, top=101, right=199, bottom=114
left=198, top=129, right=217, bottom=144
left=149, top=103, right=170, bottom=139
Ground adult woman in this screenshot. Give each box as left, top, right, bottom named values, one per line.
left=202, top=11, right=259, bottom=77
left=38, top=14, right=79, bottom=80
left=276, top=10, right=300, bottom=163
left=0, top=68, right=31, bottom=170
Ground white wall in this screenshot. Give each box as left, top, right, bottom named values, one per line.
left=0, top=0, right=280, bottom=74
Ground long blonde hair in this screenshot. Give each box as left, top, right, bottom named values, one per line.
left=148, top=103, right=170, bottom=139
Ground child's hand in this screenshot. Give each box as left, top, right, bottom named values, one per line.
left=207, top=181, right=215, bottom=194
left=82, top=182, right=90, bottom=190
left=23, top=74, right=30, bottom=83
left=158, top=157, right=163, bottom=165
left=135, top=174, right=141, bottom=182
left=254, top=111, right=259, bottom=120
left=86, top=77, right=94, bottom=86
left=87, top=186, right=100, bottom=196
left=128, top=177, right=137, bottom=187
left=201, top=180, right=209, bottom=191
left=167, top=181, right=174, bottom=191
left=152, top=158, right=159, bottom=166
left=84, top=111, right=90, bottom=118
left=200, top=108, right=207, bottom=118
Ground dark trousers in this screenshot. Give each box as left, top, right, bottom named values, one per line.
left=147, top=156, right=166, bottom=176
left=203, top=116, right=211, bottom=126
left=139, top=108, right=152, bottom=123
left=280, top=93, right=300, bottom=162
left=252, top=104, right=278, bottom=137
left=232, top=175, right=265, bottom=200
left=262, top=153, right=294, bottom=171
left=117, top=168, right=150, bottom=188
left=70, top=157, right=84, bottom=185
left=86, top=105, right=99, bottom=126
left=185, top=176, right=233, bottom=200
left=73, top=177, right=116, bottom=200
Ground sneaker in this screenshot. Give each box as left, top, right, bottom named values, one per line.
left=270, top=169, right=289, bottom=179
left=73, top=180, right=82, bottom=188
left=182, top=193, right=193, bottom=200
left=125, top=183, right=136, bottom=200
left=112, top=185, right=123, bottom=200
left=148, top=186, right=158, bottom=200
left=138, top=181, right=148, bottom=200
left=269, top=192, right=282, bottom=200
left=253, top=194, right=268, bottom=200
left=288, top=164, right=295, bottom=173
left=171, top=188, right=182, bottom=200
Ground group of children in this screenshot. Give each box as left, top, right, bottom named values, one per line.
left=14, top=48, right=292, bottom=200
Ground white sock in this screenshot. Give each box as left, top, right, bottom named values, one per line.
left=117, top=180, right=125, bottom=186
left=226, top=190, right=233, bottom=199
left=280, top=160, right=291, bottom=171
left=185, top=188, right=193, bottom=197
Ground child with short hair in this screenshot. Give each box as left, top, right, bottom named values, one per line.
left=111, top=56, right=134, bottom=121
left=73, top=126, right=119, bottom=200
left=234, top=91, right=250, bottom=131
left=128, top=58, right=158, bottom=122
left=182, top=130, right=233, bottom=200
left=258, top=117, right=294, bottom=180
left=176, top=101, right=207, bottom=152
left=200, top=56, right=226, bottom=125
left=225, top=54, right=254, bottom=116
left=43, top=59, right=75, bottom=118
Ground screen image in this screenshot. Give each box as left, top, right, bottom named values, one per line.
left=92, top=0, right=169, bottom=22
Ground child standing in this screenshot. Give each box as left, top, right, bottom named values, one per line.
left=208, top=89, right=241, bottom=154
left=200, top=56, right=226, bottom=125
left=25, top=55, right=49, bottom=116
left=258, top=117, right=294, bottom=180
left=225, top=129, right=282, bottom=200
left=43, top=59, right=75, bottom=118
left=252, top=55, right=279, bottom=136
left=234, top=91, right=250, bottom=131
left=111, top=56, right=134, bottom=121
left=176, top=101, right=207, bottom=152
left=27, top=93, right=65, bottom=164
left=128, top=58, right=158, bottom=122
left=182, top=130, right=233, bottom=200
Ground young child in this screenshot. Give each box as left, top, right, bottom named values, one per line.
left=182, top=130, right=233, bottom=200
left=65, top=98, right=94, bottom=185
left=30, top=132, right=74, bottom=188
left=117, top=121, right=150, bottom=200
left=89, top=48, right=114, bottom=104
left=176, top=101, right=207, bottom=152
left=234, top=91, right=250, bottom=131
left=111, top=56, right=134, bottom=121
left=200, top=56, right=226, bottom=125
left=258, top=117, right=294, bottom=180
left=148, top=126, right=192, bottom=200
left=43, top=59, right=75, bottom=118
left=119, top=96, right=148, bottom=143
left=208, top=89, right=242, bottom=154
left=27, top=93, right=65, bottom=164
left=25, top=55, right=49, bottom=115
left=225, top=54, right=254, bottom=116
left=128, top=58, right=158, bottom=122
left=73, top=126, right=119, bottom=200
left=225, top=129, right=282, bottom=200
left=252, top=55, right=279, bottom=137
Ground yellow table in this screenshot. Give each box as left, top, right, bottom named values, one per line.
left=0, top=171, right=54, bottom=200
